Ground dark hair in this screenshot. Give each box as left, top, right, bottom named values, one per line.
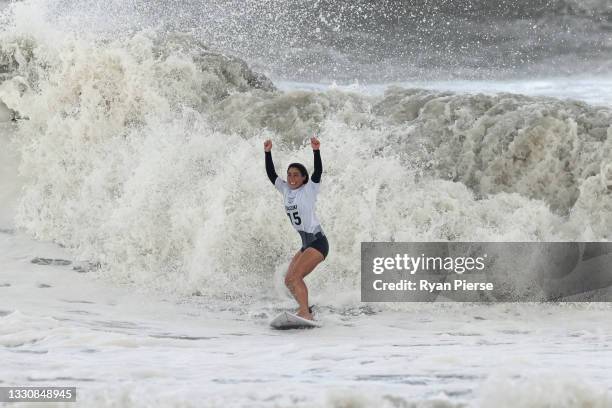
left=287, top=163, right=309, bottom=184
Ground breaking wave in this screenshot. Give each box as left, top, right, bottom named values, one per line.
left=0, top=0, right=610, bottom=301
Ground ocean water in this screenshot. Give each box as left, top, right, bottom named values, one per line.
left=1, top=0, right=611, bottom=406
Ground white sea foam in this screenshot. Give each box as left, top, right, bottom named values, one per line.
left=1, top=234, right=611, bottom=407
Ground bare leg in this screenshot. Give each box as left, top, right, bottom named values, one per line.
left=285, top=250, right=303, bottom=314
left=285, top=248, right=324, bottom=320
left=286, top=249, right=303, bottom=277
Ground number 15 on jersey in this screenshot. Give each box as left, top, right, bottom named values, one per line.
left=287, top=211, right=301, bottom=225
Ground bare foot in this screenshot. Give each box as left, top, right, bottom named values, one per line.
left=297, top=310, right=313, bottom=320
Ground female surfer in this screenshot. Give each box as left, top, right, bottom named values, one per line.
left=264, top=137, right=329, bottom=321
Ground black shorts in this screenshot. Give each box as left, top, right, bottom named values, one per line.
left=300, top=232, right=329, bottom=259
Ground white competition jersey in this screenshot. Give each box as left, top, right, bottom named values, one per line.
left=275, top=178, right=321, bottom=234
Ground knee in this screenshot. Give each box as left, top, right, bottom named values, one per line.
left=284, top=273, right=294, bottom=288
left=285, top=273, right=299, bottom=288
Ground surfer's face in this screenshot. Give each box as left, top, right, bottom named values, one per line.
left=287, top=167, right=306, bottom=189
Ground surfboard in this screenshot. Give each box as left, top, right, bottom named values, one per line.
left=270, top=311, right=320, bottom=329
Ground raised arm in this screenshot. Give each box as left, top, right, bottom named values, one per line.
left=264, top=139, right=278, bottom=185
left=311, top=136, right=322, bottom=183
